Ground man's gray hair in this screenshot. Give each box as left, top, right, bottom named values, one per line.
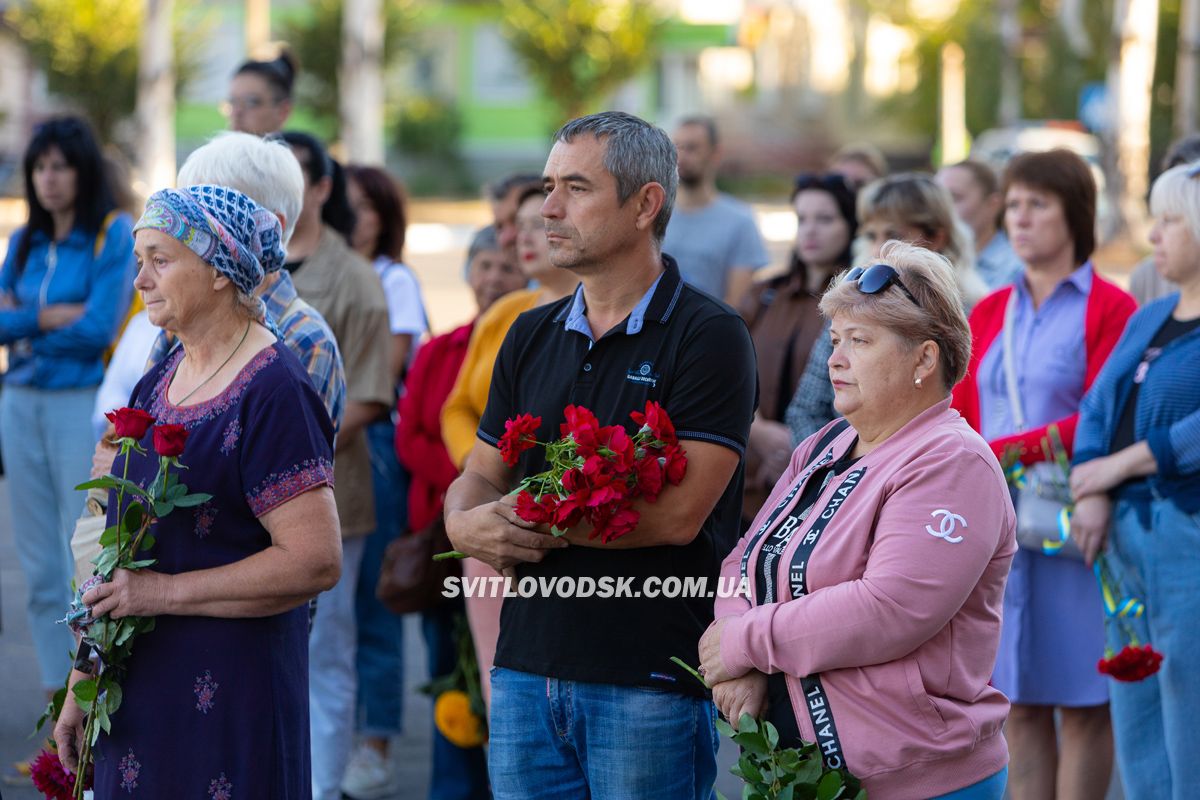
left=554, top=111, right=677, bottom=242
left=177, top=132, right=304, bottom=247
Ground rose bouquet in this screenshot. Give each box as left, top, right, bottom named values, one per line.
left=437, top=402, right=687, bottom=559
left=37, top=408, right=210, bottom=800
left=29, top=747, right=90, bottom=800
left=1094, top=553, right=1164, bottom=682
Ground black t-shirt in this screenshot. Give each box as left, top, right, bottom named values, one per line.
left=755, top=446, right=861, bottom=747
left=1110, top=314, right=1200, bottom=453
left=478, top=256, right=758, bottom=697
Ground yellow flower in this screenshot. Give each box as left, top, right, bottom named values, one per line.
left=434, top=690, right=486, bottom=748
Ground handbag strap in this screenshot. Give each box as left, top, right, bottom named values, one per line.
left=1001, top=289, right=1027, bottom=432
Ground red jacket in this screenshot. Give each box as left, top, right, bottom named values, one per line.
left=951, top=274, right=1135, bottom=464
left=396, top=322, right=473, bottom=531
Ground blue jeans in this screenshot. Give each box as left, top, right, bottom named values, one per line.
left=0, top=385, right=97, bottom=689
left=1106, top=498, right=1200, bottom=800
left=354, top=419, right=408, bottom=736
left=421, top=604, right=490, bottom=800
left=929, top=767, right=1008, bottom=799
left=489, top=667, right=719, bottom=800
left=310, top=536, right=366, bottom=800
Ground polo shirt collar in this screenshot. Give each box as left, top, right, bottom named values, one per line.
left=555, top=253, right=685, bottom=341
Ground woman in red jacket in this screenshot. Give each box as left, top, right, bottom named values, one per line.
left=952, top=150, right=1136, bottom=800
left=395, top=226, right=525, bottom=798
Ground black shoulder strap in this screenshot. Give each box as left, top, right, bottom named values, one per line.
left=806, top=418, right=850, bottom=468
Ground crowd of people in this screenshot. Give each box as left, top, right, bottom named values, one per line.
left=1, top=46, right=1199, bottom=800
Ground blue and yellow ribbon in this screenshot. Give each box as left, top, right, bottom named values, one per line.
left=1094, top=557, right=1145, bottom=618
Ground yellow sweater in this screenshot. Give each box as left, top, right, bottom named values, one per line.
left=441, top=288, right=541, bottom=466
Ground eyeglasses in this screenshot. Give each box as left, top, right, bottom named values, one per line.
left=845, top=264, right=922, bottom=309
left=220, top=95, right=279, bottom=116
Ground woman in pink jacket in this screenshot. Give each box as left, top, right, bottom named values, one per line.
left=699, top=241, right=1017, bottom=799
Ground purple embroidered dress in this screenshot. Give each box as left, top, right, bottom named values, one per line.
left=92, top=342, right=335, bottom=798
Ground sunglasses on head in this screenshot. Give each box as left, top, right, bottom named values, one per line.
left=845, top=264, right=922, bottom=309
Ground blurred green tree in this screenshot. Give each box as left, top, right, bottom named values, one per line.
left=281, top=0, right=415, bottom=126
left=6, top=0, right=209, bottom=141
left=498, top=0, right=666, bottom=125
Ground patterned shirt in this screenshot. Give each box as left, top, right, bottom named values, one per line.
left=145, top=271, right=346, bottom=433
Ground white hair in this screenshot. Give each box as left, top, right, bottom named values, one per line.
left=1150, top=161, right=1200, bottom=243
left=177, top=132, right=304, bottom=247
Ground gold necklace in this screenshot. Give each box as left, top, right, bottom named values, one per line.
left=174, top=321, right=252, bottom=406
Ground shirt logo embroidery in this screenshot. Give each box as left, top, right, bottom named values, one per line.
left=625, top=360, right=658, bottom=387
left=926, top=509, right=967, bottom=543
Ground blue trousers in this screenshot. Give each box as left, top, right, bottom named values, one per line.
left=354, top=419, right=408, bottom=736
left=0, top=384, right=97, bottom=689
left=489, top=667, right=719, bottom=800
left=1106, top=498, right=1200, bottom=800
left=421, top=604, right=490, bottom=800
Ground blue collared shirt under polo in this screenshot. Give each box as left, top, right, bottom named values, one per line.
left=476, top=253, right=758, bottom=696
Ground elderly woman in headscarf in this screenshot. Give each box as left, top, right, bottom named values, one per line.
left=54, top=185, right=342, bottom=798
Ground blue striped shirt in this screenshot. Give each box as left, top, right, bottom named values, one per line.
left=1075, top=293, right=1200, bottom=510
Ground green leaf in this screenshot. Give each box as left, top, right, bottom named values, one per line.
left=153, top=500, right=175, bottom=516
left=816, top=771, right=844, bottom=800
left=853, top=790, right=867, bottom=800
left=777, top=786, right=795, bottom=800
left=139, top=534, right=156, bottom=551
left=166, top=482, right=187, bottom=499
left=715, top=717, right=736, bottom=738
left=74, top=476, right=118, bottom=491
left=73, top=679, right=98, bottom=703
left=98, top=525, right=120, bottom=548
left=122, top=502, right=144, bottom=533
left=736, top=755, right=763, bottom=783
left=738, top=712, right=758, bottom=734
left=795, top=757, right=823, bottom=785
left=125, top=558, right=157, bottom=569
left=106, top=683, right=123, bottom=715
left=764, top=719, right=780, bottom=749
left=96, top=701, right=112, bottom=734
left=114, top=619, right=137, bottom=647
left=732, top=730, right=770, bottom=756
left=93, top=547, right=120, bottom=577
left=171, top=493, right=209, bottom=508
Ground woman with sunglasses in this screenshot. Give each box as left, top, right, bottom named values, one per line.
left=700, top=242, right=1015, bottom=799
left=0, top=117, right=136, bottom=713
left=785, top=172, right=987, bottom=445
left=952, top=149, right=1136, bottom=800
left=736, top=173, right=856, bottom=525
left=1067, top=162, right=1200, bottom=799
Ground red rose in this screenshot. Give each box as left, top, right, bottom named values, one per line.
left=631, top=401, right=677, bottom=445
left=660, top=444, right=688, bottom=485
left=1098, top=644, right=1163, bottom=682
left=152, top=424, right=190, bottom=458
left=498, top=413, right=542, bottom=466
left=589, top=503, right=640, bottom=544
left=105, top=407, right=156, bottom=440
left=634, top=455, right=665, bottom=502
left=561, top=405, right=600, bottom=438
left=29, top=748, right=87, bottom=800
left=552, top=493, right=586, bottom=530
left=598, top=425, right=637, bottom=472
left=514, top=490, right=557, bottom=526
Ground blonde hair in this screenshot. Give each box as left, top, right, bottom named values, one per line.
left=857, top=173, right=988, bottom=308
left=1150, top=161, right=1200, bottom=243
left=819, top=241, right=973, bottom=392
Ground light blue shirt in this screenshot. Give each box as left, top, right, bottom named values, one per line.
left=562, top=272, right=665, bottom=344
left=978, top=263, right=1094, bottom=442
left=976, top=231, right=1025, bottom=290
left=661, top=194, right=769, bottom=299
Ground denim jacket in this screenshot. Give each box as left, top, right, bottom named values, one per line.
left=0, top=216, right=136, bottom=389
left=1074, top=294, right=1200, bottom=511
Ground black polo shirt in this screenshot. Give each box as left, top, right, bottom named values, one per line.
left=478, top=255, right=757, bottom=697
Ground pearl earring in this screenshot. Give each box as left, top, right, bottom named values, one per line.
left=914, top=376, right=923, bottom=388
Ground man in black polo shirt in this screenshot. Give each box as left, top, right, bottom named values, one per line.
left=444, top=111, right=757, bottom=798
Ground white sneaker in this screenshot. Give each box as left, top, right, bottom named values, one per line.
left=340, top=744, right=397, bottom=800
